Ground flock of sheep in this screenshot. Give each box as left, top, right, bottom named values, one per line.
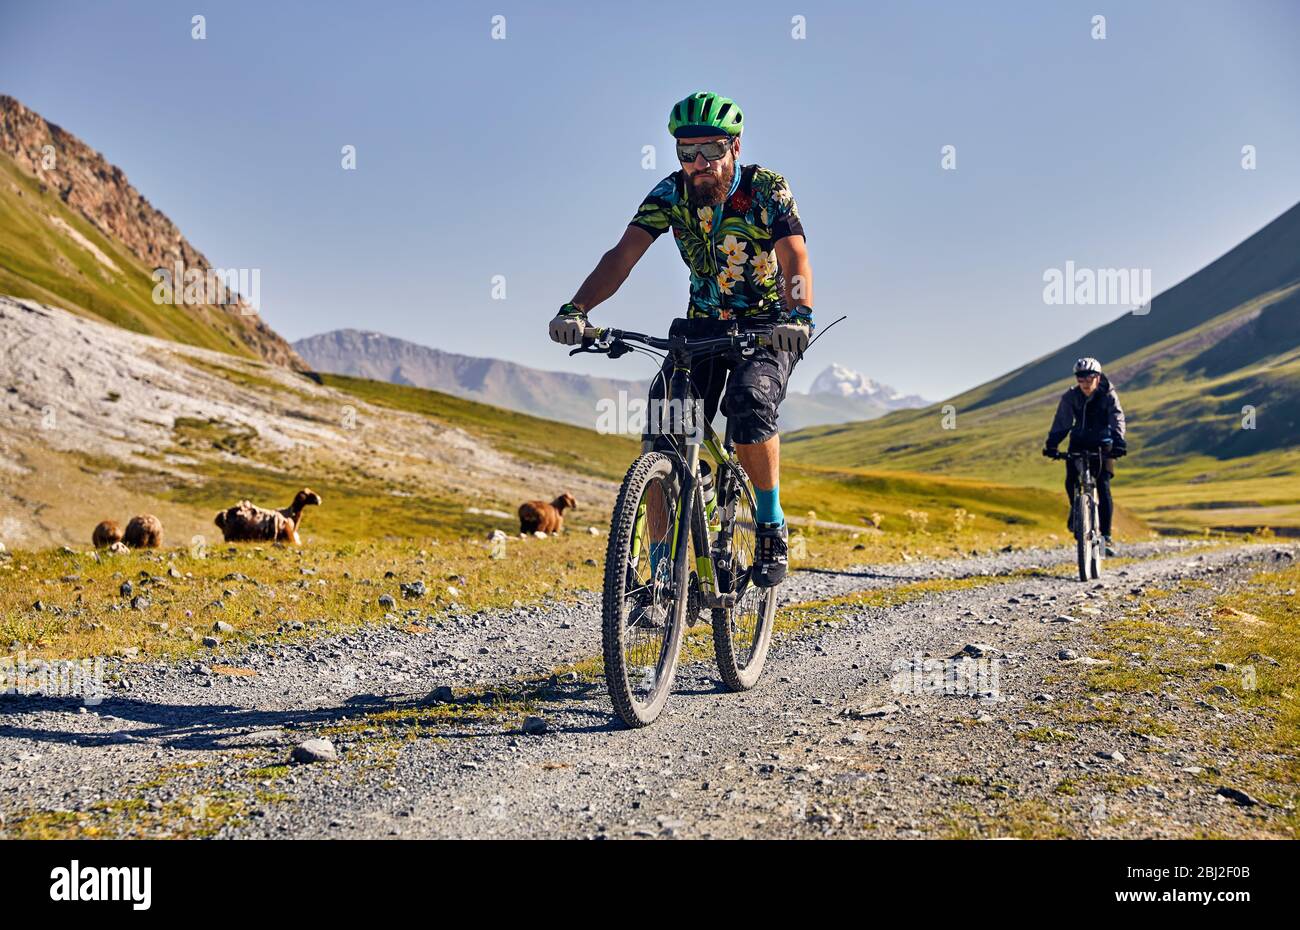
left=90, top=488, right=322, bottom=550
left=87, top=488, right=578, bottom=550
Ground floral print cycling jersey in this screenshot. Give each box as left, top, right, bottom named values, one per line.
left=628, top=164, right=805, bottom=320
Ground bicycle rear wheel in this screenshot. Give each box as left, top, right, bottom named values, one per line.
left=712, top=466, right=778, bottom=691
left=602, top=452, right=688, bottom=727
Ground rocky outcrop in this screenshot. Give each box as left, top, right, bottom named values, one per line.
left=0, top=95, right=307, bottom=371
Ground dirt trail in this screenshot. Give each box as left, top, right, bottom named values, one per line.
left=0, top=541, right=1293, bottom=839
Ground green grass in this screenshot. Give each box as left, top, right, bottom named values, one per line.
left=318, top=372, right=638, bottom=482
left=1049, top=560, right=1300, bottom=837
left=778, top=460, right=1145, bottom=537
left=938, top=799, right=1075, bottom=839
left=160, top=456, right=492, bottom=544
left=0, top=794, right=247, bottom=839
left=0, top=535, right=609, bottom=661
left=1211, top=562, right=1300, bottom=833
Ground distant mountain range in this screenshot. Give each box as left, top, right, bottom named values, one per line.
left=292, top=329, right=928, bottom=431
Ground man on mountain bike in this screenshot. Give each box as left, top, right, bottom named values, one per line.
left=549, top=91, right=814, bottom=587
left=1042, top=357, right=1127, bottom=556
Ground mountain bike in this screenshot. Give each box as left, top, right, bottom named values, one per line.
left=1047, top=449, right=1105, bottom=581
left=570, top=324, right=780, bottom=727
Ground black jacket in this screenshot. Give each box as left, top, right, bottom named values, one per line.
left=1045, top=375, right=1127, bottom=453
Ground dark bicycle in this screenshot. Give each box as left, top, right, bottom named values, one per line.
left=570, top=323, right=779, bottom=727
left=1046, top=449, right=1106, bottom=581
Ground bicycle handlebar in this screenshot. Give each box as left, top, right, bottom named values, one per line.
left=1044, top=449, right=1105, bottom=461
left=571, top=324, right=770, bottom=357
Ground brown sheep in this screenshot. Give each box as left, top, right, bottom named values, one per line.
left=518, top=493, right=576, bottom=535
left=92, top=520, right=123, bottom=548
left=280, top=488, right=322, bottom=544
left=214, top=488, right=322, bottom=545
left=122, top=514, right=163, bottom=549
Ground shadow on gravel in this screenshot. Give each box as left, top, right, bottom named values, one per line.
left=0, top=658, right=781, bottom=750
left=0, top=672, right=631, bottom=750
left=672, top=680, right=732, bottom=698
left=795, top=567, right=921, bottom=581
left=0, top=690, right=401, bottom=751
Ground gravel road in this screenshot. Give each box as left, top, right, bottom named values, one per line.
left=1, top=540, right=1293, bottom=839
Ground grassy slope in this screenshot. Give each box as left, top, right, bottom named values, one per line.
left=0, top=154, right=261, bottom=359
left=317, top=373, right=638, bottom=483
left=788, top=206, right=1300, bottom=533
left=778, top=462, right=1144, bottom=538
left=155, top=367, right=643, bottom=545
left=323, top=371, right=1090, bottom=539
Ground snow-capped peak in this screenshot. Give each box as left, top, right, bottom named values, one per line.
left=810, top=363, right=887, bottom=399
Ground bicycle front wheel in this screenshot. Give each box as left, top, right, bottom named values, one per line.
left=712, top=466, right=778, bottom=691
left=1089, top=500, right=1104, bottom=580
left=1075, top=496, right=1092, bottom=582
left=601, top=452, right=688, bottom=727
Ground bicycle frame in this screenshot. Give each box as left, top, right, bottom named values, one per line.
left=577, top=324, right=766, bottom=612
left=659, top=349, right=754, bottom=612
left=1070, top=452, right=1102, bottom=526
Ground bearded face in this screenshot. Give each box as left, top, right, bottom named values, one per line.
left=681, top=136, right=739, bottom=206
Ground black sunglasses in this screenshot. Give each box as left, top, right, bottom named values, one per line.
left=676, top=139, right=733, bottom=163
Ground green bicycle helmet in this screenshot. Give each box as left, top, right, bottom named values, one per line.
left=669, top=91, right=744, bottom=138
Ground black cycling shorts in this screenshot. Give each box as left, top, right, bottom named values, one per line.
left=640, top=316, right=797, bottom=446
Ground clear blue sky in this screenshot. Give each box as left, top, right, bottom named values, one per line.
left=3, top=0, right=1298, bottom=399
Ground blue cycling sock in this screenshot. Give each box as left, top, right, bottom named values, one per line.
left=755, top=484, right=783, bottom=525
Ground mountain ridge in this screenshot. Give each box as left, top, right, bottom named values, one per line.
left=293, top=328, right=928, bottom=431
left=964, top=201, right=1300, bottom=414
left=785, top=200, right=1300, bottom=533
left=0, top=94, right=306, bottom=370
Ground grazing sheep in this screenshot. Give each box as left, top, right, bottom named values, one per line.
left=92, top=520, right=123, bottom=548
left=214, top=488, right=322, bottom=545
left=280, top=488, right=322, bottom=545
left=518, top=493, right=577, bottom=535
left=122, top=514, right=163, bottom=549
left=215, top=501, right=290, bottom=543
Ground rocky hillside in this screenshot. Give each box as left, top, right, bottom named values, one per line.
left=0, top=95, right=305, bottom=370
left=0, top=296, right=623, bottom=549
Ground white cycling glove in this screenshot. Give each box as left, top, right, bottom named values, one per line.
left=549, top=304, right=587, bottom=346
left=771, top=320, right=811, bottom=354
